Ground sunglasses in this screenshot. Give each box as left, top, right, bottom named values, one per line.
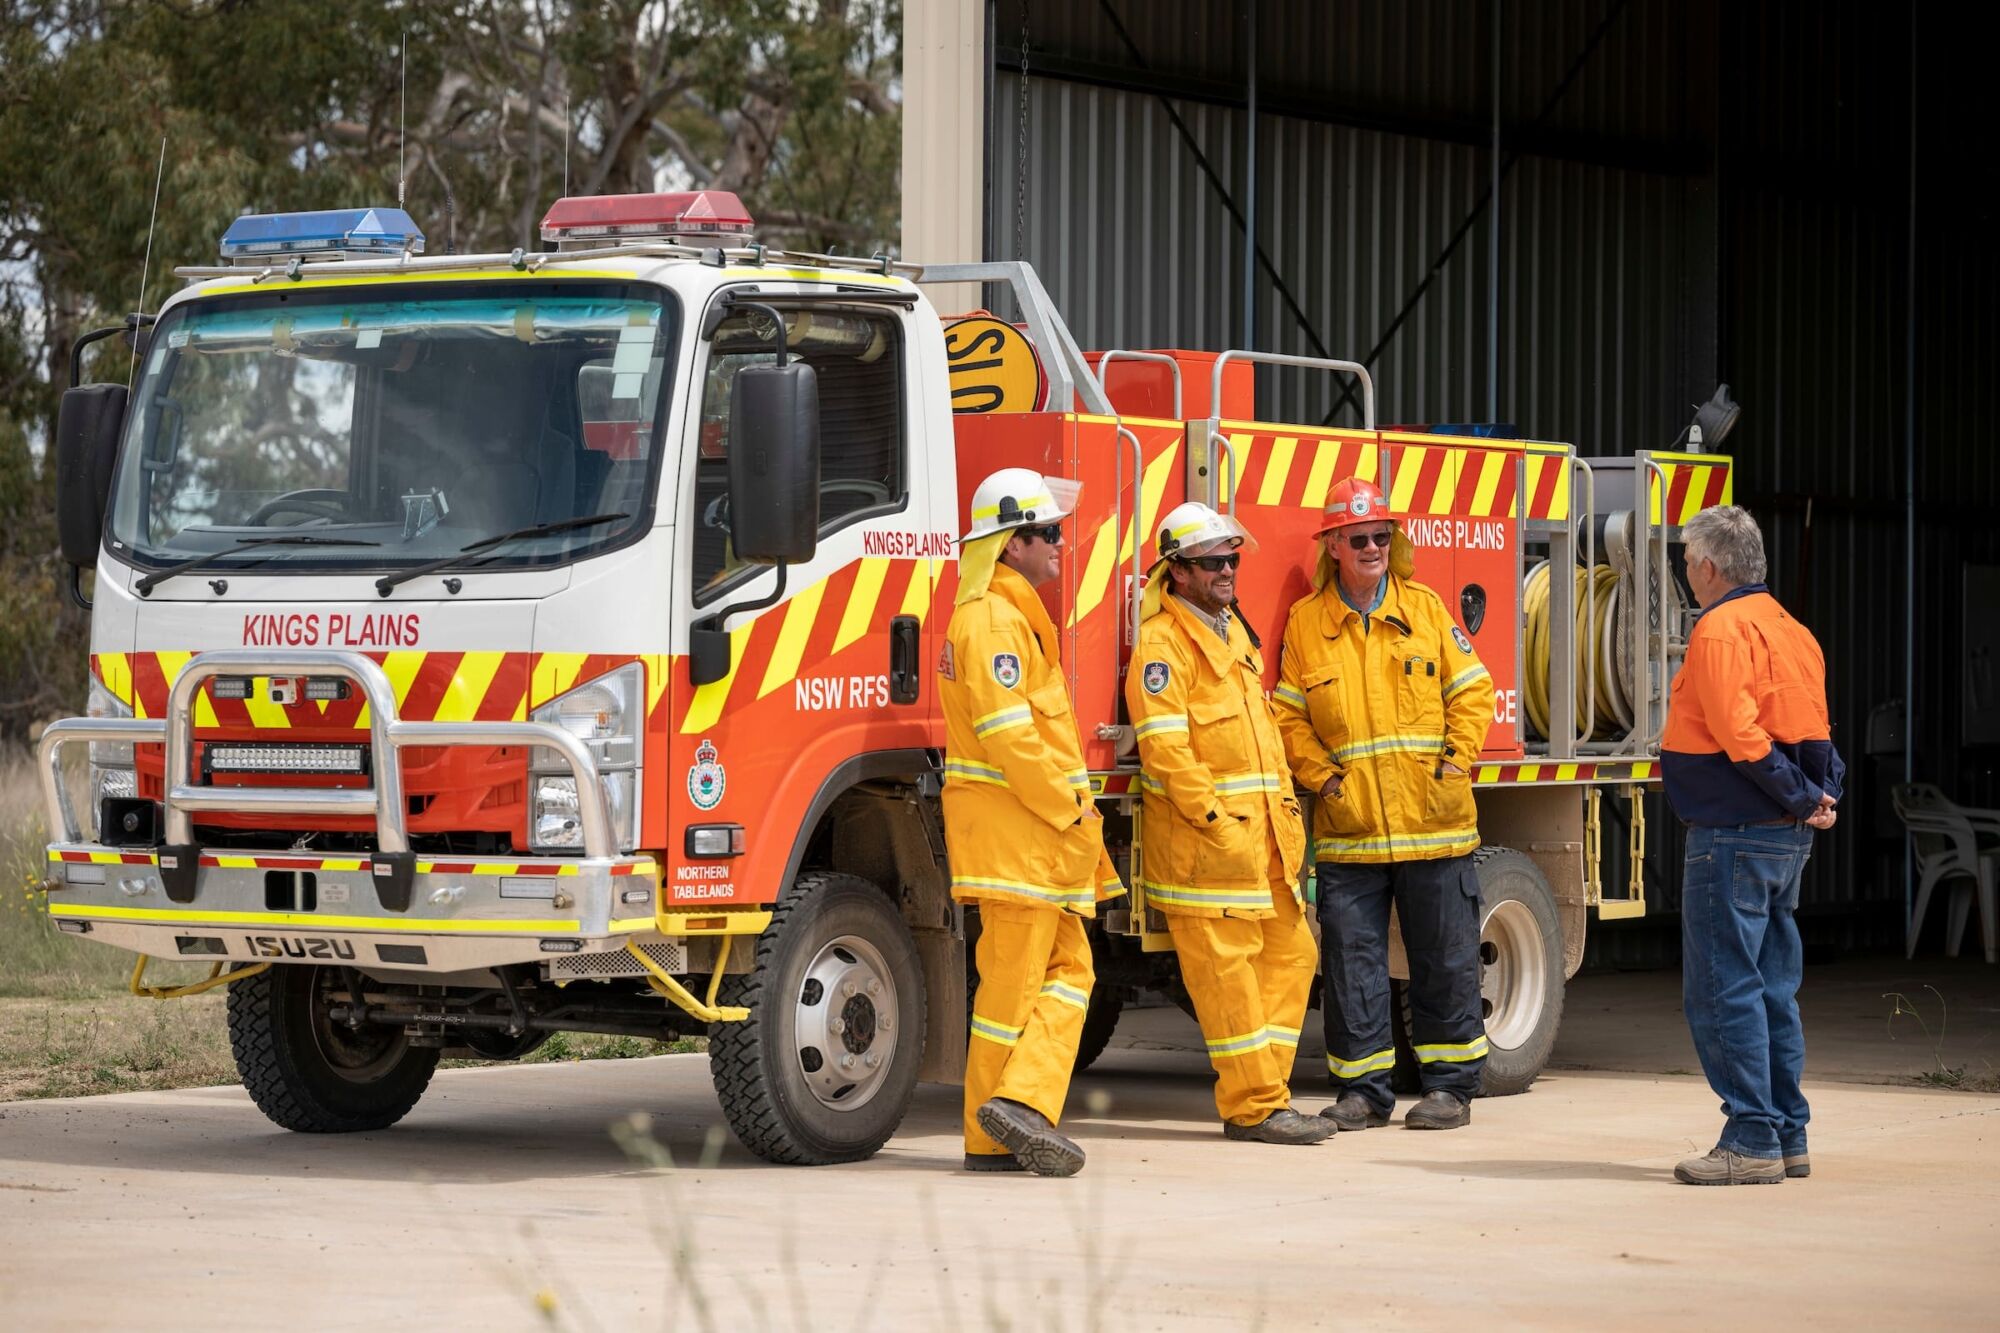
left=1020, top=522, right=1065, bottom=546
left=1176, top=552, right=1241, bottom=572
left=1341, top=530, right=1395, bottom=551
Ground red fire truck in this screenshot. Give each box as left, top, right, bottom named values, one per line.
left=43, top=191, right=1727, bottom=1162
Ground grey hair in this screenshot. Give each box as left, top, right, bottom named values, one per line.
left=1681, top=505, right=1767, bottom=587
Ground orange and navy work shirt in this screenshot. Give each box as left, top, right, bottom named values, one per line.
left=1662, top=584, right=1845, bottom=826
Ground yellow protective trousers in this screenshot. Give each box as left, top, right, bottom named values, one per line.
left=964, top=900, right=1095, bottom=1156
left=1165, top=852, right=1318, bottom=1126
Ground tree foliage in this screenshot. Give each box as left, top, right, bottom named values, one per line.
left=0, top=0, right=901, bottom=737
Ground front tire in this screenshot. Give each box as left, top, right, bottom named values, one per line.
left=708, top=873, right=927, bottom=1164
left=1473, top=846, right=1566, bottom=1096
left=227, top=965, right=439, bottom=1132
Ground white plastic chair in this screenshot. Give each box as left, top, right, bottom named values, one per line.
left=1893, top=782, right=1999, bottom=964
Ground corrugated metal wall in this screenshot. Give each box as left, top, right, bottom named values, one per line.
left=980, top=0, right=1996, bottom=965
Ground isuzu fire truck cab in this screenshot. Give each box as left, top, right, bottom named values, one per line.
left=44, top=192, right=1729, bottom=1162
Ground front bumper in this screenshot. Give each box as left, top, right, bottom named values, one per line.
left=44, top=845, right=662, bottom=972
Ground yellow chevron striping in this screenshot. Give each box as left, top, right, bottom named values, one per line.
left=436, top=651, right=505, bottom=723
left=1300, top=436, right=1342, bottom=509
left=1068, top=512, right=1120, bottom=628
left=353, top=651, right=424, bottom=728
left=1255, top=436, right=1298, bottom=507
left=1556, top=763, right=1579, bottom=781
left=1426, top=448, right=1461, bottom=516
left=1134, top=442, right=1182, bottom=555
left=1518, top=763, right=1541, bottom=782
left=644, top=654, right=670, bottom=720
left=681, top=623, right=752, bottom=733
left=834, top=558, right=891, bottom=653
left=1355, top=441, right=1379, bottom=482
left=900, top=558, right=943, bottom=623
left=97, top=654, right=134, bottom=712
left=1679, top=468, right=1710, bottom=525
left=759, top=579, right=827, bottom=698
left=1477, top=765, right=1501, bottom=782
left=1471, top=449, right=1508, bottom=517
left=1390, top=445, right=1426, bottom=513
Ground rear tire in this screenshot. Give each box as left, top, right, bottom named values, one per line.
left=708, top=873, right=926, bottom=1164
left=1072, top=986, right=1125, bottom=1073
left=227, top=965, right=438, bottom=1133
left=1473, top=846, right=1566, bottom=1096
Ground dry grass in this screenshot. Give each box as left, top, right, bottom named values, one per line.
left=0, top=746, right=699, bottom=1101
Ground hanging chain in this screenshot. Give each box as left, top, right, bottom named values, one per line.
left=1015, top=1, right=1030, bottom=262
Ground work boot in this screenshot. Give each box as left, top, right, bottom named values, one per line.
left=963, top=1151, right=1025, bottom=1173
left=1403, top=1090, right=1471, bottom=1130
left=974, top=1098, right=1086, bottom=1178
left=1784, top=1152, right=1811, bottom=1179
left=1223, top=1107, right=1338, bottom=1145
left=1674, top=1148, right=1785, bottom=1186
left=1318, top=1092, right=1391, bottom=1131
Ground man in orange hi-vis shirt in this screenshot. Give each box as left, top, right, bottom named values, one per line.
left=1663, top=505, right=1843, bottom=1187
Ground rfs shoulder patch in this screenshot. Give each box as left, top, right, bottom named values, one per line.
left=1142, top=660, right=1171, bottom=694
left=938, top=641, right=956, bottom=681
left=1451, top=626, right=1474, bottom=654
left=991, top=652, right=1022, bottom=688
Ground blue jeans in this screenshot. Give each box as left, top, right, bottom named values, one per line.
left=1680, top=822, right=1814, bottom=1160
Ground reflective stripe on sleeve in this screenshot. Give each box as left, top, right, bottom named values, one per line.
left=1212, top=771, right=1287, bottom=795
left=973, top=705, right=1034, bottom=737
left=1415, top=1035, right=1490, bottom=1064
left=1443, top=664, right=1491, bottom=699
left=1326, top=1047, right=1397, bottom=1078
left=950, top=876, right=1095, bottom=911
left=1134, top=714, right=1189, bottom=738
left=944, top=759, right=1008, bottom=787
left=1273, top=683, right=1308, bottom=712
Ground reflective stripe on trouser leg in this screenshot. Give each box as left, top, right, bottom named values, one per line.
left=964, top=901, right=1094, bottom=1155
left=1392, top=852, right=1488, bottom=1100
left=1316, top=860, right=1398, bottom=1114
left=1166, top=851, right=1316, bottom=1126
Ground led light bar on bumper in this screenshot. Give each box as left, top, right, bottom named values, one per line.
left=205, top=744, right=366, bottom=775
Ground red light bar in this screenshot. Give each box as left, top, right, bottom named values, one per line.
left=540, top=191, right=756, bottom=246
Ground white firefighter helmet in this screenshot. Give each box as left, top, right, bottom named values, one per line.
left=961, top=467, right=1081, bottom=542
left=1153, top=500, right=1258, bottom=565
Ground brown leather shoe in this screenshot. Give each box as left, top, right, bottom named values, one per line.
left=974, top=1098, right=1086, bottom=1177
left=1784, top=1152, right=1811, bottom=1179
left=1674, top=1147, right=1785, bottom=1186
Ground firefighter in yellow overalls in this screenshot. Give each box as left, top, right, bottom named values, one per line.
left=1275, top=477, right=1495, bottom=1132
left=941, top=467, right=1124, bottom=1176
left=1125, top=502, right=1334, bottom=1145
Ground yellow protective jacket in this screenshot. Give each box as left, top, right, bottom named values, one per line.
left=940, top=563, right=1123, bottom=914
left=1125, top=595, right=1306, bottom=917
left=1274, top=575, right=1494, bottom=864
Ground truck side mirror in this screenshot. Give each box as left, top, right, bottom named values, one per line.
left=725, top=361, right=820, bottom=564
left=56, top=383, right=127, bottom=570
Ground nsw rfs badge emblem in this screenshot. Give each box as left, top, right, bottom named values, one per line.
left=688, top=738, right=727, bottom=811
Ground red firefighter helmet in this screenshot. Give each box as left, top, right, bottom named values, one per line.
left=1313, top=477, right=1398, bottom=536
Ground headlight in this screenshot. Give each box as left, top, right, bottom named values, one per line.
left=529, top=663, right=643, bottom=853
left=87, top=676, right=137, bottom=840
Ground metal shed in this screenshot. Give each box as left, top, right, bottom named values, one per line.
left=902, top=0, right=2000, bottom=965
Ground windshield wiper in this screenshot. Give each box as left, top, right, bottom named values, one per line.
left=373, top=513, right=631, bottom=596
left=135, top=535, right=383, bottom=596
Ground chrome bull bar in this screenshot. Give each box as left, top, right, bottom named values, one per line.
left=38, top=650, right=615, bottom=907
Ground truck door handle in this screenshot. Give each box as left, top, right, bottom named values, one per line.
left=889, top=615, right=920, bottom=704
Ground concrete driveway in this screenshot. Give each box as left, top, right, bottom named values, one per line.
left=4, top=1037, right=1997, bottom=1329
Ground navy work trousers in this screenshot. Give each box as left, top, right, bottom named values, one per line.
left=1317, top=853, right=1488, bottom=1112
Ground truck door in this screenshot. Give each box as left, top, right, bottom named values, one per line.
left=661, top=293, right=950, bottom=910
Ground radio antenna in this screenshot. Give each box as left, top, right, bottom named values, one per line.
left=129, top=134, right=167, bottom=387
left=398, top=31, right=408, bottom=208
left=563, top=86, right=571, bottom=198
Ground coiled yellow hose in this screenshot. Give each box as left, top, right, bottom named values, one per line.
left=1523, top=560, right=1626, bottom=741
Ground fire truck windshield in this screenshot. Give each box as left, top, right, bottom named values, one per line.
left=105, top=281, right=676, bottom=579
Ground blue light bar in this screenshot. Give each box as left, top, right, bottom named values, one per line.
left=218, top=207, right=425, bottom=262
